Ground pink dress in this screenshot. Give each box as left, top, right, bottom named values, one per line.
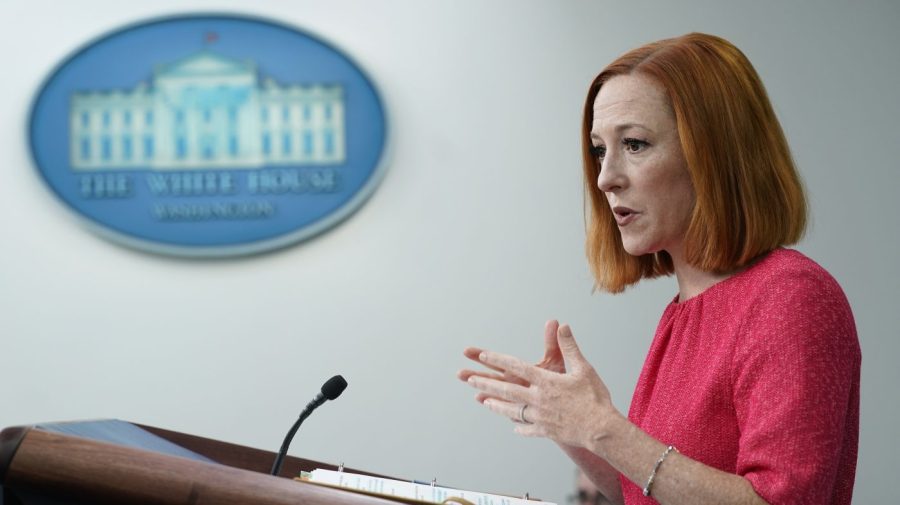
left=620, top=249, right=860, bottom=504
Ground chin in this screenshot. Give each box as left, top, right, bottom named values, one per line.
left=621, top=244, right=651, bottom=257
left=621, top=239, right=661, bottom=258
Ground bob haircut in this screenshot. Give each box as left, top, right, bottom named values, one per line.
left=582, top=33, right=807, bottom=293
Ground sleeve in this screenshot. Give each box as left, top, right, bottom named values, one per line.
left=730, top=266, right=860, bottom=505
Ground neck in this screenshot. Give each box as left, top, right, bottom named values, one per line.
left=669, top=249, right=733, bottom=303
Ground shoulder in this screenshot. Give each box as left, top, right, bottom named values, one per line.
left=733, top=248, right=850, bottom=314
left=743, top=248, right=837, bottom=289
left=731, top=248, right=859, bottom=363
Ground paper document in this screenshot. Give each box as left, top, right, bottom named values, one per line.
left=302, top=469, right=556, bottom=505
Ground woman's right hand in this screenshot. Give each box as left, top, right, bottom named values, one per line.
left=458, top=320, right=622, bottom=503
left=535, top=319, right=566, bottom=374
left=458, top=320, right=567, bottom=403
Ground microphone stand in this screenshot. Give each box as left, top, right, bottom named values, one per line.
left=270, top=375, right=346, bottom=476
left=270, top=403, right=317, bottom=476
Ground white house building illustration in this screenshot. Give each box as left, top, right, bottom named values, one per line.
left=70, top=51, right=346, bottom=170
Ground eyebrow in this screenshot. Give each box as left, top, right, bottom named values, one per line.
left=590, top=123, right=651, bottom=144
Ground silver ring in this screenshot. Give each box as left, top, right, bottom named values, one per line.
left=518, top=404, right=532, bottom=424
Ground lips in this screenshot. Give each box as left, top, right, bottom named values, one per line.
left=612, top=206, right=640, bottom=226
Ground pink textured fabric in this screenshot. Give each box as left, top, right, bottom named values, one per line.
left=620, top=248, right=860, bottom=504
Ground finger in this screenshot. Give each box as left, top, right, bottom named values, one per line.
left=539, top=320, right=560, bottom=365
left=458, top=361, right=534, bottom=387
left=463, top=347, right=509, bottom=375
left=463, top=347, right=486, bottom=360
left=457, top=368, right=501, bottom=382
left=482, top=398, right=522, bottom=420
left=467, top=374, right=531, bottom=404
left=475, top=392, right=501, bottom=404
left=478, top=351, right=548, bottom=384
left=557, top=324, right=588, bottom=372
left=511, top=402, right=544, bottom=426
left=514, top=423, right=547, bottom=438
left=458, top=369, right=530, bottom=387
left=483, top=398, right=543, bottom=428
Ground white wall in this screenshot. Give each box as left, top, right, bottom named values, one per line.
left=1, top=0, right=897, bottom=502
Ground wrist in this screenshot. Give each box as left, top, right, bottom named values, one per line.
left=583, top=407, right=628, bottom=457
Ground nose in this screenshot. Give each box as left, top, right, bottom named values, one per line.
left=596, top=151, right=625, bottom=193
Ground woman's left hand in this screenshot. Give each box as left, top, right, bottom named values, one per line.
left=459, top=324, right=620, bottom=449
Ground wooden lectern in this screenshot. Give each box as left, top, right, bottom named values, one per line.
left=0, top=421, right=394, bottom=505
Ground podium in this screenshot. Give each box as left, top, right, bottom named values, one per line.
left=0, top=420, right=393, bottom=505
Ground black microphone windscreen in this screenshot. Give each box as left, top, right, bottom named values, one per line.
left=321, top=375, right=348, bottom=400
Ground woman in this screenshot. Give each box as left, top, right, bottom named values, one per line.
left=458, top=33, right=859, bottom=505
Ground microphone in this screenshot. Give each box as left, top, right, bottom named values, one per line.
left=270, top=375, right=348, bottom=476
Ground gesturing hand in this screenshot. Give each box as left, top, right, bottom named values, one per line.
left=458, top=322, right=620, bottom=449
left=458, top=320, right=565, bottom=398
left=536, top=319, right=567, bottom=374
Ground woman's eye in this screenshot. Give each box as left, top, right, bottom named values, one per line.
left=623, top=138, right=649, bottom=153
left=590, top=145, right=606, bottom=160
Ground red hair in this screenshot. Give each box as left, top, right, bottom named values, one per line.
left=583, top=33, right=807, bottom=293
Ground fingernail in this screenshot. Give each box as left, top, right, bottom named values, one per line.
left=479, top=352, right=487, bottom=361
left=467, top=376, right=476, bottom=385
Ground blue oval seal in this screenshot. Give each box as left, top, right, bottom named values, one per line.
left=29, top=14, right=388, bottom=257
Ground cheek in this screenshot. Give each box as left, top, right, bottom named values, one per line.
left=648, top=164, right=695, bottom=224
left=670, top=179, right=696, bottom=226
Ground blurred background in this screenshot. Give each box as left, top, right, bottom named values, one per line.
left=1, top=0, right=897, bottom=502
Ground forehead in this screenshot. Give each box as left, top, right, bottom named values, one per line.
left=591, top=74, right=673, bottom=137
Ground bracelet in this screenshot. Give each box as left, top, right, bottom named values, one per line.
left=642, top=445, right=677, bottom=497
